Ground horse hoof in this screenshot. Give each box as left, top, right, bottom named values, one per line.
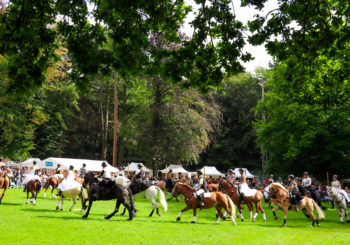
left=317, top=224, right=320, bottom=227
left=104, top=216, right=110, bottom=220
left=214, top=222, right=219, bottom=225
left=252, top=219, right=255, bottom=222
left=282, top=224, right=286, bottom=227
left=127, top=218, right=133, bottom=221
left=274, top=217, right=278, bottom=221
left=191, top=221, right=196, bottom=224
left=347, top=220, right=350, bottom=223
left=223, top=217, right=226, bottom=221
left=82, top=215, right=87, bottom=219
left=158, top=214, right=161, bottom=217
left=60, top=209, right=63, bottom=211
left=69, top=209, right=72, bottom=212
left=310, top=225, right=314, bottom=228
left=341, top=221, right=344, bottom=224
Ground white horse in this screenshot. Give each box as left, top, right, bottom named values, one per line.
left=115, top=176, right=167, bottom=217
left=327, top=187, right=350, bottom=224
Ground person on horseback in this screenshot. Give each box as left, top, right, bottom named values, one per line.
left=237, top=168, right=247, bottom=201
left=79, top=163, right=87, bottom=178
left=23, top=161, right=40, bottom=192
left=55, top=164, right=62, bottom=175
left=117, top=166, right=125, bottom=177
left=131, top=164, right=145, bottom=181
left=227, top=169, right=235, bottom=183
left=166, top=169, right=174, bottom=190
left=287, top=174, right=302, bottom=211
left=98, top=162, right=112, bottom=181
left=194, top=170, right=207, bottom=207
left=302, top=172, right=312, bottom=191
left=331, top=175, right=350, bottom=205
left=57, top=165, right=81, bottom=196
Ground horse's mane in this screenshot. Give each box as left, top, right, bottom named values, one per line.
left=178, top=183, right=195, bottom=191
left=271, top=183, right=289, bottom=193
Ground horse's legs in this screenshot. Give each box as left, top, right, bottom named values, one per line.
left=60, top=196, right=64, bottom=211
left=43, top=184, right=48, bottom=199
left=259, top=202, right=266, bottom=221
left=215, top=207, right=223, bottom=224
left=120, top=207, right=126, bottom=216
left=82, top=199, right=93, bottom=219
left=69, top=196, right=77, bottom=211
left=282, top=205, right=288, bottom=227
left=344, top=208, right=350, bottom=223
left=176, top=206, right=190, bottom=221
left=247, top=203, right=253, bottom=220
left=52, top=184, right=56, bottom=199
left=26, top=190, right=29, bottom=204
left=191, top=207, right=197, bottom=223
left=337, top=207, right=344, bottom=223
left=122, top=200, right=134, bottom=221
left=56, top=196, right=61, bottom=210
left=272, top=205, right=279, bottom=220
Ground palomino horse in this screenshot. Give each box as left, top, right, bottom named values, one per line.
left=56, top=185, right=87, bottom=212
left=269, top=183, right=325, bottom=227
left=115, top=176, right=167, bottom=217
left=43, top=175, right=61, bottom=199
left=327, top=187, right=349, bottom=224
left=173, top=183, right=236, bottom=225
left=218, top=178, right=266, bottom=222
left=26, top=179, right=42, bottom=205
left=0, top=171, right=10, bottom=205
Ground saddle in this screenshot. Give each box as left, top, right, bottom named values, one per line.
left=129, top=179, right=152, bottom=195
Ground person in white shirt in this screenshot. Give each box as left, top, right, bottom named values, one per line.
left=57, top=165, right=81, bottom=195
left=98, top=162, right=112, bottom=181
left=302, top=172, right=312, bottom=190
left=117, top=166, right=125, bottom=177
left=23, top=161, right=41, bottom=192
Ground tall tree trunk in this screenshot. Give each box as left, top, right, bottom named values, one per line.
left=100, top=81, right=110, bottom=160
left=113, top=72, right=118, bottom=166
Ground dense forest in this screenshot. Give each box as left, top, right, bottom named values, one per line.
left=0, top=0, right=349, bottom=177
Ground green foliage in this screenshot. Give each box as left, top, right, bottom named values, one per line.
left=0, top=0, right=250, bottom=96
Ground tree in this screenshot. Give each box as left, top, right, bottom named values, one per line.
left=0, top=0, right=251, bottom=96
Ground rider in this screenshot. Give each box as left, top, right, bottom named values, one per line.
left=287, top=174, right=302, bottom=211
left=301, top=172, right=312, bottom=191
left=331, top=175, right=350, bottom=205
left=23, top=161, right=40, bottom=192
left=166, top=169, right=174, bottom=190
left=195, top=170, right=207, bottom=207
left=97, top=162, right=112, bottom=181
left=131, top=164, right=145, bottom=181
left=227, top=169, right=235, bottom=183
left=237, top=168, right=247, bottom=201
left=55, top=164, right=62, bottom=175
left=117, top=166, right=125, bottom=177
left=57, top=165, right=81, bottom=196
left=79, top=163, right=87, bottom=178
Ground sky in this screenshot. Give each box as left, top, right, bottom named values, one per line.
left=182, top=0, right=279, bottom=73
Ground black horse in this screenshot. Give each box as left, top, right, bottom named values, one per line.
left=82, top=173, right=136, bottom=220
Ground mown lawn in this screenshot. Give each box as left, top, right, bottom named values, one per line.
left=0, top=189, right=349, bottom=245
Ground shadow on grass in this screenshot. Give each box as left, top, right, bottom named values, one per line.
left=0, top=202, right=22, bottom=206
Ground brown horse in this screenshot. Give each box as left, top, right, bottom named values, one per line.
left=218, top=178, right=266, bottom=222
left=26, top=179, right=42, bottom=205
left=0, top=171, right=10, bottom=205
left=268, top=183, right=325, bottom=227
left=173, top=183, right=236, bottom=225
left=43, top=176, right=61, bottom=199
left=208, top=184, right=218, bottom=192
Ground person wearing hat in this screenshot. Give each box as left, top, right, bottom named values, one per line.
left=227, top=169, right=235, bottom=183
left=79, top=163, right=87, bottom=178
left=237, top=168, right=250, bottom=200
left=131, top=164, right=145, bottom=181
left=57, top=165, right=81, bottom=196
left=301, top=172, right=312, bottom=190
left=287, top=174, right=301, bottom=211
left=55, top=164, right=62, bottom=175
left=97, top=162, right=112, bottom=181
left=118, top=166, right=125, bottom=177
left=166, top=169, right=174, bottom=190
left=331, top=174, right=350, bottom=204
left=195, top=170, right=207, bottom=207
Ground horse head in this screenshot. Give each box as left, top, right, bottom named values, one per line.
left=83, top=172, right=97, bottom=188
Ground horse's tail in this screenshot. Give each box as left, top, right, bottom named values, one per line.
left=35, top=179, right=42, bottom=193
left=225, top=194, right=236, bottom=218
left=127, top=188, right=136, bottom=212
left=80, top=185, right=87, bottom=209
left=155, top=186, right=168, bottom=212
left=311, top=199, right=325, bottom=220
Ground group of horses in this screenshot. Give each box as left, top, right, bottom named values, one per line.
left=1, top=171, right=347, bottom=227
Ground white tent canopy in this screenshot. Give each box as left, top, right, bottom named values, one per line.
left=19, top=158, right=42, bottom=167
left=200, top=166, right=224, bottom=177
left=232, top=168, right=255, bottom=178
left=126, top=162, right=152, bottom=173
left=2, top=157, right=18, bottom=167
left=159, top=164, right=189, bottom=174
left=40, top=157, right=119, bottom=173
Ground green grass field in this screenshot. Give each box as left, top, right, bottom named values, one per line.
left=0, top=189, right=349, bottom=245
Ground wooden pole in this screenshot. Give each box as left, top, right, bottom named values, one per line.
left=203, top=167, right=206, bottom=179
left=127, top=162, right=130, bottom=175
left=112, top=72, right=118, bottom=167
left=327, top=171, right=329, bottom=186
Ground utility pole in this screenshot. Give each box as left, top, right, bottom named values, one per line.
left=113, top=72, right=118, bottom=167
left=259, top=78, right=266, bottom=176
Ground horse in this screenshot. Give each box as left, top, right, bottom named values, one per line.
left=218, top=178, right=265, bottom=222
left=327, top=187, right=349, bottom=224
left=208, top=184, right=218, bottom=192
left=156, top=179, right=183, bottom=202
left=115, top=176, right=167, bottom=217
left=0, top=171, right=10, bottom=205
left=43, top=175, right=61, bottom=199
left=173, top=183, right=236, bottom=225
left=297, top=185, right=327, bottom=210
left=25, top=179, right=42, bottom=205
left=268, top=183, right=325, bottom=227
left=56, top=185, right=87, bottom=212
left=82, top=173, right=135, bottom=221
